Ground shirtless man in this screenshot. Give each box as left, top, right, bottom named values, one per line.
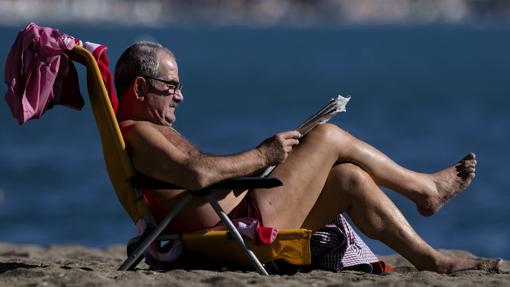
left=115, top=41, right=500, bottom=273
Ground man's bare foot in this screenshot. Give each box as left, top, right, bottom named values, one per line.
left=417, top=153, right=477, bottom=216
left=438, top=257, right=502, bottom=274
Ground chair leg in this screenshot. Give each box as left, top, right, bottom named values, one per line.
left=118, top=193, right=193, bottom=271
left=205, top=194, right=269, bottom=276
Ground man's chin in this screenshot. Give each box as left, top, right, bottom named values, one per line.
left=166, top=116, right=176, bottom=126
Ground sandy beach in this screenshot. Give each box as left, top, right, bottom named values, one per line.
left=0, top=242, right=507, bottom=287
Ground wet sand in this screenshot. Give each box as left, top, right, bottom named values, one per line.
left=0, top=242, right=508, bottom=286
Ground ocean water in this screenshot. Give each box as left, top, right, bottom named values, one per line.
left=0, top=24, right=509, bottom=259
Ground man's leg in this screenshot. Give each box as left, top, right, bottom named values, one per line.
left=252, top=124, right=498, bottom=273
left=253, top=123, right=476, bottom=222
left=300, top=163, right=497, bottom=273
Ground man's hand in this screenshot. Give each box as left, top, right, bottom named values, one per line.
left=258, top=130, right=301, bottom=166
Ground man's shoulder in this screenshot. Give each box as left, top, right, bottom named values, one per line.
left=119, top=120, right=182, bottom=143
left=120, top=120, right=152, bottom=135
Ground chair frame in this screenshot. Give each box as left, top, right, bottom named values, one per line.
left=118, top=176, right=283, bottom=275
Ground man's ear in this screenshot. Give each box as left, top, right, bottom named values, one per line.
left=133, top=76, right=146, bottom=101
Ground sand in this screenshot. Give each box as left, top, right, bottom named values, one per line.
left=0, top=242, right=508, bottom=287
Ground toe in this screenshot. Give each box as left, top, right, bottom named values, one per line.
left=465, top=161, right=476, bottom=168
left=464, top=166, right=476, bottom=173
left=478, top=258, right=502, bottom=273
left=458, top=170, right=475, bottom=182
left=463, top=153, right=476, bottom=161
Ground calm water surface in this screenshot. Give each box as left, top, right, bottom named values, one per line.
left=0, top=24, right=508, bottom=259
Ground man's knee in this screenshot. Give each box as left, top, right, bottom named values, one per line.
left=332, top=163, right=370, bottom=190
left=307, top=123, right=348, bottom=144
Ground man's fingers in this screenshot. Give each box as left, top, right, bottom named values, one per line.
left=283, top=139, right=299, bottom=153
left=279, top=130, right=302, bottom=139
left=261, top=130, right=302, bottom=165
left=284, top=138, right=299, bottom=146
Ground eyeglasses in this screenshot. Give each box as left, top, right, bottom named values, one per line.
left=144, top=76, right=183, bottom=95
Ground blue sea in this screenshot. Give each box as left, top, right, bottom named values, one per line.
left=0, top=24, right=508, bottom=259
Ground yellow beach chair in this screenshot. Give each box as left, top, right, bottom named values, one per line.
left=68, top=45, right=311, bottom=275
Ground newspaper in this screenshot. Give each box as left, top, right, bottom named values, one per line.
left=261, top=95, right=351, bottom=177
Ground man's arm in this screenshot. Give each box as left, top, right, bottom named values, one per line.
left=123, top=122, right=300, bottom=191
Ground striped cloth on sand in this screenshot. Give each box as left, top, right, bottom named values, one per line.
left=311, top=214, right=379, bottom=272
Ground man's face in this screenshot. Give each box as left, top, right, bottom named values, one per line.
left=142, top=51, right=183, bottom=126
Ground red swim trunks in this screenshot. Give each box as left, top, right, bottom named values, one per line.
left=223, top=193, right=263, bottom=225
left=144, top=192, right=263, bottom=233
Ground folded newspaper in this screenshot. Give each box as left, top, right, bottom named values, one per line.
left=261, top=95, right=351, bottom=177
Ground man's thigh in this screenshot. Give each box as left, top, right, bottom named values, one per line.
left=251, top=131, right=339, bottom=229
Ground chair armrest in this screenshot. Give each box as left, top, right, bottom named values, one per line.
left=130, top=175, right=283, bottom=191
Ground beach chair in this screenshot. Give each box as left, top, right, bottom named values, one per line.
left=68, top=45, right=311, bottom=275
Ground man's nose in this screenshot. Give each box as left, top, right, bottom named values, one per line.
left=174, top=90, right=183, bottom=102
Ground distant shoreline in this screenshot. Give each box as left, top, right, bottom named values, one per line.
left=1, top=0, right=510, bottom=28
left=0, top=242, right=508, bottom=286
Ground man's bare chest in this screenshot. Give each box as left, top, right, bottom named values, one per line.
left=156, top=126, right=199, bottom=156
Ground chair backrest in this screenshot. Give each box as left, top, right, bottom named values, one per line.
left=69, top=46, right=147, bottom=223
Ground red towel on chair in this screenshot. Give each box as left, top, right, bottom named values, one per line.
left=81, top=42, right=118, bottom=112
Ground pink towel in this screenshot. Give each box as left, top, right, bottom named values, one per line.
left=4, top=22, right=119, bottom=124
left=4, top=22, right=83, bottom=124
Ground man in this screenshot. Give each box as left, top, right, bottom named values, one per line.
left=115, top=41, right=500, bottom=273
